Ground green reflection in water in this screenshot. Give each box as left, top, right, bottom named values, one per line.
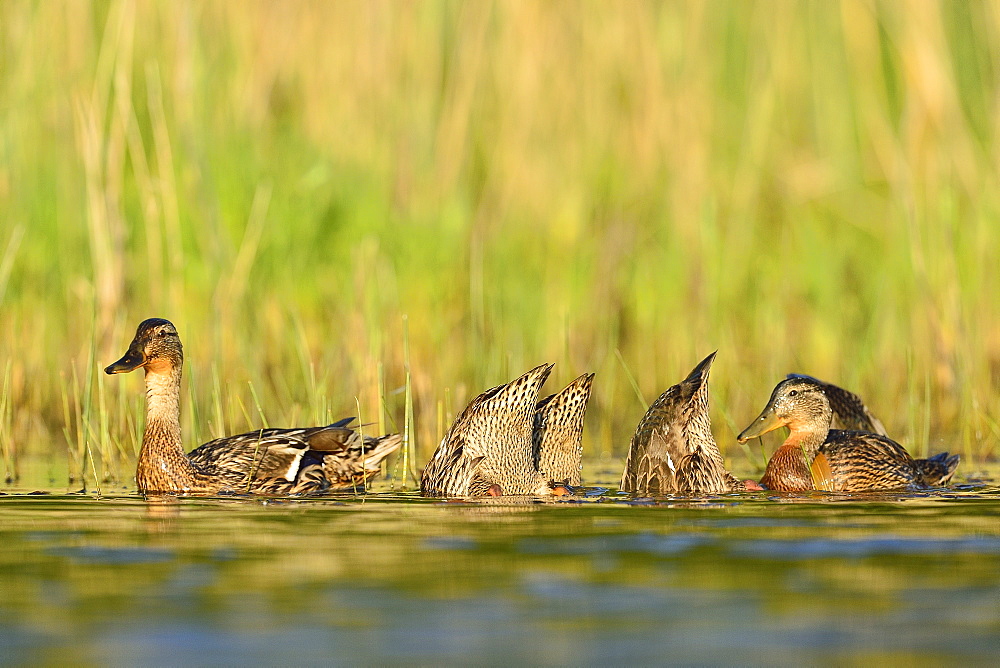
left=1, top=481, right=999, bottom=666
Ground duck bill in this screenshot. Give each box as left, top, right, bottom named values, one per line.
left=737, top=406, right=784, bottom=442
left=104, top=343, right=146, bottom=374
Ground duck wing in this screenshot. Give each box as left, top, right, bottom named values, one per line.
left=820, top=430, right=918, bottom=491
left=189, top=428, right=313, bottom=484
left=420, top=382, right=507, bottom=496
left=188, top=418, right=400, bottom=493
left=312, top=419, right=403, bottom=489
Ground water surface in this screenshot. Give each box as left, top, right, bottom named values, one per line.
left=2, top=475, right=999, bottom=666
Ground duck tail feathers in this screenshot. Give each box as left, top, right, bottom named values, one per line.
left=915, top=451, right=960, bottom=487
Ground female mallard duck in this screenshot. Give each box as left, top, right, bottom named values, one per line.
left=421, top=365, right=595, bottom=497
left=737, top=376, right=959, bottom=492
left=105, top=318, right=401, bottom=495
left=533, top=373, right=594, bottom=487
left=621, top=352, right=758, bottom=495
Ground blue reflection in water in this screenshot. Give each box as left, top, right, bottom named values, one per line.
left=0, top=490, right=998, bottom=665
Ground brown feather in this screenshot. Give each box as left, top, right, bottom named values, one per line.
left=106, top=318, right=401, bottom=495
left=745, top=376, right=959, bottom=492
left=621, top=353, right=741, bottom=495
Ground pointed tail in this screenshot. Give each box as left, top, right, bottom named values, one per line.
left=915, top=451, right=960, bottom=487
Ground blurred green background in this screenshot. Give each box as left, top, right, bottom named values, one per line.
left=1, top=0, right=998, bottom=486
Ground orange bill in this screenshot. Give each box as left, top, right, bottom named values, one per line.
left=737, top=406, right=784, bottom=442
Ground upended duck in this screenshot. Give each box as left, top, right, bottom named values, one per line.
left=420, top=365, right=594, bottom=496
left=737, top=375, right=959, bottom=492
left=533, top=372, right=594, bottom=486
left=621, top=352, right=759, bottom=495
left=105, top=318, right=401, bottom=495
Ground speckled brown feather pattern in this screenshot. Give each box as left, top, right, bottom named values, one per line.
left=760, top=429, right=960, bottom=492
left=759, top=430, right=918, bottom=492
left=758, top=443, right=814, bottom=492
left=134, top=417, right=206, bottom=493
left=819, top=430, right=920, bottom=490
left=106, top=318, right=401, bottom=495
left=785, top=374, right=888, bottom=435
left=421, top=364, right=554, bottom=497
left=186, top=420, right=402, bottom=494
left=533, top=373, right=594, bottom=486
left=744, top=377, right=959, bottom=492
left=914, top=451, right=961, bottom=486
left=620, top=353, right=741, bottom=495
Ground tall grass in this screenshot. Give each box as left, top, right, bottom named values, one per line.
left=1, top=1, right=999, bottom=487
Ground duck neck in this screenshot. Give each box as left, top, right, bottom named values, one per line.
left=760, top=409, right=833, bottom=492
left=137, top=364, right=198, bottom=493
left=784, top=427, right=827, bottom=458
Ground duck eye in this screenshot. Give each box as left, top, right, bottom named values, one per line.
left=788, top=390, right=798, bottom=397
left=159, top=330, right=171, bottom=337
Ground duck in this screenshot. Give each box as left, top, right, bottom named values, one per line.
left=105, top=318, right=401, bottom=495
left=737, top=375, right=959, bottom=492
left=621, top=352, right=758, bottom=495
left=533, top=373, right=595, bottom=486
left=421, top=365, right=595, bottom=497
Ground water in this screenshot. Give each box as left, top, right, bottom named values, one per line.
left=2, top=476, right=999, bottom=666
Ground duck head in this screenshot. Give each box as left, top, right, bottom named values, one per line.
left=105, top=318, right=183, bottom=375
left=737, top=377, right=832, bottom=442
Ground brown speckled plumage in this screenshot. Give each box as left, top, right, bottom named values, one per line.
left=106, top=318, right=401, bottom=495
left=738, top=376, right=959, bottom=492
left=785, top=373, right=888, bottom=435
left=620, top=353, right=743, bottom=495
left=533, top=373, right=594, bottom=486
left=421, top=364, right=564, bottom=497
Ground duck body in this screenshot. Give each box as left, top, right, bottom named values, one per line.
left=107, top=318, right=401, bottom=496
left=740, top=376, right=959, bottom=492
left=532, top=373, right=594, bottom=486
left=620, top=352, right=744, bottom=495
left=421, top=365, right=595, bottom=497
left=421, top=364, right=552, bottom=497
left=759, top=429, right=922, bottom=492
left=181, top=419, right=400, bottom=495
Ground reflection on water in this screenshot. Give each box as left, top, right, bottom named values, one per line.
left=1, top=478, right=999, bottom=665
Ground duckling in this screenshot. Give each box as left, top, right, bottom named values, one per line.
left=105, top=318, right=401, bottom=495
left=422, top=364, right=594, bottom=497
left=533, top=373, right=595, bottom=487
left=737, top=376, right=959, bottom=492
left=621, top=352, right=754, bottom=495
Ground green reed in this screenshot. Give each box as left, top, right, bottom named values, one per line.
left=0, top=1, right=998, bottom=487
left=0, top=360, right=13, bottom=482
